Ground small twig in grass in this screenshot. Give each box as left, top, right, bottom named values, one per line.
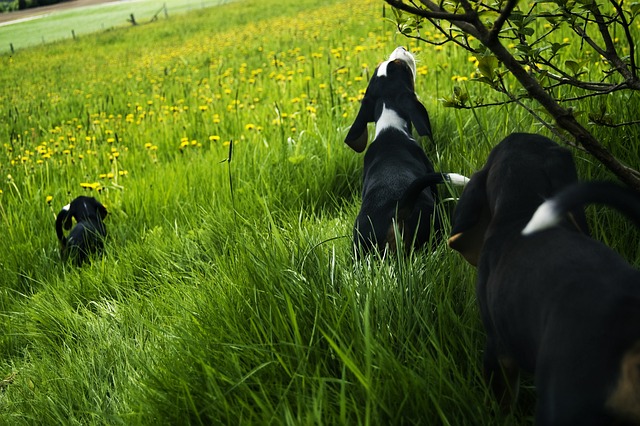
left=220, top=139, right=236, bottom=219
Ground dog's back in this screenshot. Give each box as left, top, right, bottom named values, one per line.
left=355, top=130, right=437, bottom=253
left=524, top=180, right=640, bottom=424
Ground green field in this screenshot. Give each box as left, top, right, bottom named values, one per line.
left=0, top=0, right=639, bottom=423
left=0, top=0, right=231, bottom=53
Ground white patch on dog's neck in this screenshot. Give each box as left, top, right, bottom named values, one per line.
left=374, top=104, right=408, bottom=139
left=62, top=203, right=70, bottom=211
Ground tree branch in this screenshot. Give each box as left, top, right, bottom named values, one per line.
left=488, top=0, right=520, bottom=43
left=484, top=36, right=640, bottom=190
left=609, top=0, right=637, bottom=77
left=384, top=0, right=476, bottom=23
left=385, top=0, right=640, bottom=190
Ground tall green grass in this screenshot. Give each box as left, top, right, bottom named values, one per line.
left=0, top=0, right=638, bottom=424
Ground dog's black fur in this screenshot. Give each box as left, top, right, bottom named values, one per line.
left=448, top=133, right=640, bottom=425
left=345, top=47, right=453, bottom=256
left=56, top=196, right=108, bottom=266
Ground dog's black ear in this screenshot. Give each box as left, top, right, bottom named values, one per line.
left=399, top=93, right=432, bottom=140
left=97, top=202, right=108, bottom=220
left=448, top=169, right=491, bottom=266
left=55, top=205, right=72, bottom=243
left=62, top=204, right=75, bottom=230
left=345, top=95, right=375, bottom=153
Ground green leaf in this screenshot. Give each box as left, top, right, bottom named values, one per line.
left=520, top=27, right=535, bottom=36
left=565, top=60, right=581, bottom=75
left=477, top=55, right=498, bottom=81
left=551, top=42, right=570, bottom=54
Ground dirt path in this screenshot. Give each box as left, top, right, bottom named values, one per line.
left=0, top=0, right=118, bottom=24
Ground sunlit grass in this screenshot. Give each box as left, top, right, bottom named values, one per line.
left=0, top=0, right=638, bottom=423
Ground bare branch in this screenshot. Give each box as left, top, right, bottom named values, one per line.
left=609, top=0, right=637, bottom=77
left=384, top=0, right=476, bottom=23
left=415, top=0, right=484, bottom=38
left=590, top=119, right=640, bottom=128
left=488, top=0, right=520, bottom=43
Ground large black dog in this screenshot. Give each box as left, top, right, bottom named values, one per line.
left=448, top=133, right=640, bottom=425
left=56, top=196, right=108, bottom=266
left=345, top=46, right=466, bottom=256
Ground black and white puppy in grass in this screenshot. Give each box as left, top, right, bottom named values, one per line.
left=55, top=196, right=108, bottom=266
left=345, top=46, right=467, bottom=256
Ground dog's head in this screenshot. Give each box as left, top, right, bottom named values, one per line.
left=56, top=196, right=108, bottom=242
left=447, top=133, right=589, bottom=266
left=344, top=46, right=432, bottom=153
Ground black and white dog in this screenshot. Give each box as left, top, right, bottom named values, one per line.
left=345, top=46, right=466, bottom=256
left=448, top=133, right=640, bottom=425
left=55, top=196, right=108, bottom=265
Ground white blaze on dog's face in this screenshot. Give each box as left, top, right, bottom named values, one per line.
left=62, top=203, right=70, bottom=212
left=376, top=46, right=417, bottom=81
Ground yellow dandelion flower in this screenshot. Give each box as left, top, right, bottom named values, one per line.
left=45, top=195, right=53, bottom=204
left=80, top=182, right=101, bottom=191
left=209, top=135, right=221, bottom=142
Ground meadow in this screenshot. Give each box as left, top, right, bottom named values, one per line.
left=0, top=0, right=229, bottom=53
left=0, top=0, right=639, bottom=424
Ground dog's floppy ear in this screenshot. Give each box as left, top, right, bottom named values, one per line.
left=399, top=92, right=432, bottom=140
left=61, top=203, right=75, bottom=230
left=97, top=201, right=108, bottom=220
left=55, top=203, right=73, bottom=243
left=448, top=169, right=491, bottom=266
left=344, top=93, right=376, bottom=153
